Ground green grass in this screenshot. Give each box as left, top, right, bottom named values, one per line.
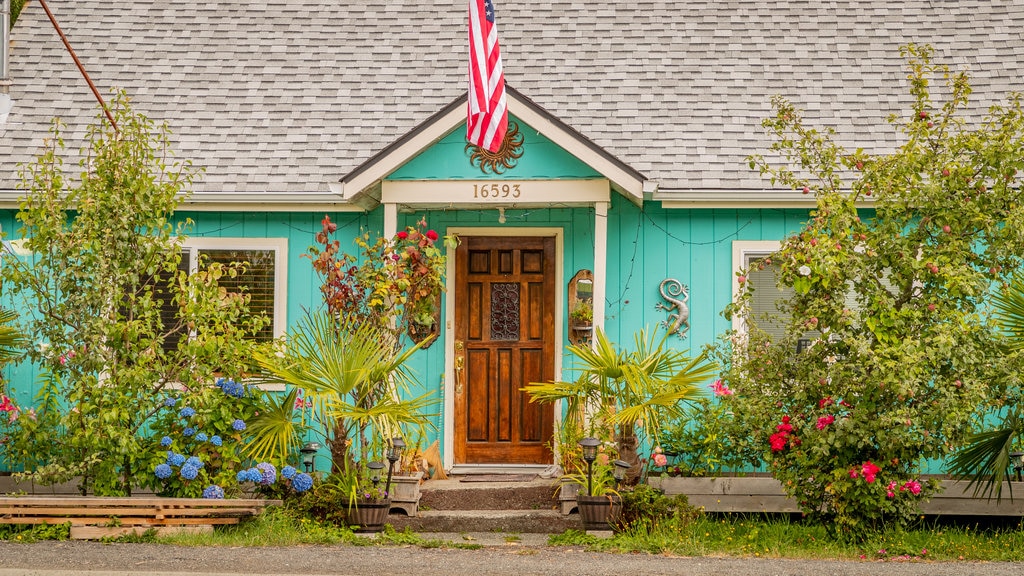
left=547, top=514, right=1024, bottom=561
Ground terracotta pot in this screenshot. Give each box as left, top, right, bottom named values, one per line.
left=349, top=499, right=390, bottom=533
left=576, top=494, right=622, bottom=530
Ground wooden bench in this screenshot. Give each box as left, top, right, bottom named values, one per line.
left=0, top=496, right=281, bottom=539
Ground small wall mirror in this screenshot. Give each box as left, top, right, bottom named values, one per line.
left=568, top=270, right=594, bottom=345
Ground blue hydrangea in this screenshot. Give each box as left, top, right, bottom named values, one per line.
left=210, top=435, right=223, bottom=447
left=179, top=406, right=196, bottom=418
left=215, top=377, right=226, bottom=387
left=182, top=427, right=196, bottom=437
left=164, top=397, right=177, bottom=408
left=221, top=378, right=245, bottom=398
left=256, top=462, right=276, bottom=485
left=185, top=456, right=204, bottom=469
left=154, top=463, right=173, bottom=479
left=236, top=469, right=250, bottom=483
left=202, top=485, right=225, bottom=499
left=195, top=432, right=208, bottom=442
left=231, top=419, right=246, bottom=431
left=281, top=465, right=297, bottom=480
left=180, top=463, right=199, bottom=480
left=167, top=452, right=186, bottom=467
left=291, top=472, right=313, bottom=493
left=160, top=436, right=173, bottom=448
left=246, top=468, right=263, bottom=483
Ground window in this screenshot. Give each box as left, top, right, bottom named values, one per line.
left=732, top=241, right=791, bottom=340
left=158, top=238, right=288, bottom=350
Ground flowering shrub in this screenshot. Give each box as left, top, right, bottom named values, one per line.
left=142, top=377, right=268, bottom=498
left=717, top=45, right=1024, bottom=538
left=307, top=215, right=452, bottom=345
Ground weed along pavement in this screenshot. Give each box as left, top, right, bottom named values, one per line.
left=1, top=541, right=1023, bottom=576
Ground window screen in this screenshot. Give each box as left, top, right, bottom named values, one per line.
left=199, top=249, right=276, bottom=343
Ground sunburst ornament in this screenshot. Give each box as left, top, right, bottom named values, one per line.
left=465, top=121, right=525, bottom=174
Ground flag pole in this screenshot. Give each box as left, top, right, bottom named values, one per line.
left=37, top=0, right=118, bottom=133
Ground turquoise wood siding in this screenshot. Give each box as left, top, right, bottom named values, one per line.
left=602, top=196, right=812, bottom=360
left=388, top=116, right=601, bottom=181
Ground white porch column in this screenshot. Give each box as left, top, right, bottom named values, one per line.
left=383, top=202, right=398, bottom=238
left=593, top=201, right=608, bottom=332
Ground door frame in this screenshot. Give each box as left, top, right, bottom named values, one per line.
left=443, top=227, right=565, bottom=471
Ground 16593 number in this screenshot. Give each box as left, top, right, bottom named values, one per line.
left=473, top=183, right=521, bottom=199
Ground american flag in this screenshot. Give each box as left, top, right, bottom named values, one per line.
left=467, top=0, right=507, bottom=152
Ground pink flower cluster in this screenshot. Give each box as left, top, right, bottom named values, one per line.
left=886, top=479, right=922, bottom=498
left=651, top=446, right=668, bottom=467
left=711, top=379, right=734, bottom=397
left=0, top=395, right=19, bottom=423
left=815, top=414, right=835, bottom=430
left=769, top=416, right=795, bottom=452
left=849, top=461, right=881, bottom=483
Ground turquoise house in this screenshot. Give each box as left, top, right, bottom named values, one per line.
left=1, top=1, right=1021, bottom=473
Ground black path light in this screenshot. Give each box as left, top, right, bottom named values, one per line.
left=367, top=461, right=385, bottom=490
left=384, top=436, right=406, bottom=497
left=612, top=459, right=631, bottom=489
left=300, top=441, right=321, bottom=473
left=1011, top=451, right=1024, bottom=482
left=579, top=437, right=600, bottom=496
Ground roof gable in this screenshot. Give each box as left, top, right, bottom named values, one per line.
left=388, top=115, right=601, bottom=181
left=340, top=86, right=645, bottom=207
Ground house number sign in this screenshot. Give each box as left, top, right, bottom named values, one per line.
left=471, top=182, right=522, bottom=199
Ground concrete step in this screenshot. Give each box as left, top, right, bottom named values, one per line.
left=418, top=478, right=559, bottom=511
left=387, top=508, right=579, bottom=534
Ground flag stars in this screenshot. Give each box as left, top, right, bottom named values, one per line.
left=484, top=0, right=495, bottom=22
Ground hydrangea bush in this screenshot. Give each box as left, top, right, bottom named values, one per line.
left=142, top=378, right=268, bottom=498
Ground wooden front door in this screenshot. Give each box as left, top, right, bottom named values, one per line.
left=453, top=235, right=556, bottom=464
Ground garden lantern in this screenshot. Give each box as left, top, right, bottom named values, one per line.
left=367, top=461, right=385, bottom=488
left=1011, top=451, right=1024, bottom=482
left=300, top=441, right=320, bottom=473
left=384, top=436, right=406, bottom=497
left=579, top=437, right=600, bottom=496
left=612, top=459, right=630, bottom=488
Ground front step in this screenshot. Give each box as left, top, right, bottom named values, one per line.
left=388, top=509, right=576, bottom=533
left=385, top=476, right=581, bottom=534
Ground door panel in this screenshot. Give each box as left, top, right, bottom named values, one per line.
left=454, top=235, right=555, bottom=464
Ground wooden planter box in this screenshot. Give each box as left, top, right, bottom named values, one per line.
left=387, top=472, right=423, bottom=517
left=649, top=476, right=1024, bottom=516
left=558, top=481, right=579, bottom=515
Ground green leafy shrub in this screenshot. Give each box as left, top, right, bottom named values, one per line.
left=720, top=44, right=1024, bottom=539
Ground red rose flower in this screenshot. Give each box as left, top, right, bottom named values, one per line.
left=426, top=230, right=439, bottom=241
left=396, top=231, right=409, bottom=240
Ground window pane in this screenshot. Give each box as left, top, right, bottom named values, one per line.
left=745, top=254, right=793, bottom=342
left=200, top=249, right=275, bottom=342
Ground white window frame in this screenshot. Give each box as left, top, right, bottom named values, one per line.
left=731, top=240, right=782, bottom=336
left=179, top=237, right=289, bottom=340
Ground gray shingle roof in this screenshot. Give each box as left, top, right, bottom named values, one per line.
left=1, top=1, right=1022, bottom=196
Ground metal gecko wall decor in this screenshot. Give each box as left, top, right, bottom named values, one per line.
left=465, top=120, right=525, bottom=174
left=655, top=278, right=689, bottom=338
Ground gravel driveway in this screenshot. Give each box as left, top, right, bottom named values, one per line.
left=1, top=540, right=1023, bottom=576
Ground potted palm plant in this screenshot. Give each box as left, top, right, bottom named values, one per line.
left=524, top=326, right=717, bottom=483
left=248, top=311, right=435, bottom=530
